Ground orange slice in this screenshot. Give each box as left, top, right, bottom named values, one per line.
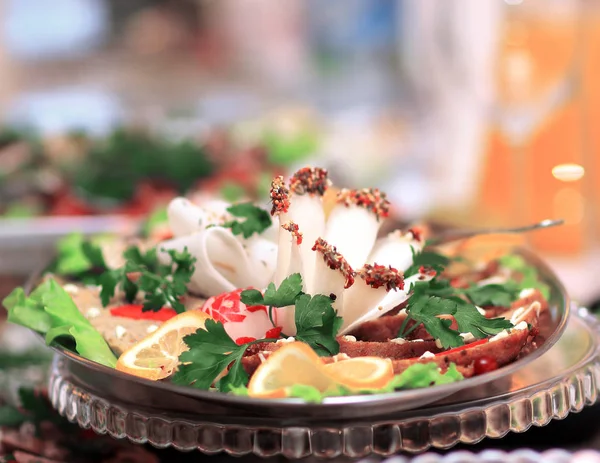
left=324, top=357, right=394, bottom=390
left=116, top=311, right=211, bottom=381
left=247, top=342, right=336, bottom=398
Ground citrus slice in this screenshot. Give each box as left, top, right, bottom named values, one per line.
left=247, top=342, right=336, bottom=398
left=324, top=357, right=394, bottom=390
left=116, top=310, right=211, bottom=381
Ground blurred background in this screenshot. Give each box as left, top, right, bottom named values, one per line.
left=0, top=0, right=598, bottom=305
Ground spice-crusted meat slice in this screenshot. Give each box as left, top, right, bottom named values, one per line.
left=338, top=337, right=440, bottom=359
left=391, top=325, right=532, bottom=377
left=482, top=288, right=549, bottom=319
left=242, top=300, right=542, bottom=378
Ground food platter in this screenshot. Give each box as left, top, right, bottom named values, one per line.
left=31, top=247, right=592, bottom=457
left=46, top=305, right=597, bottom=457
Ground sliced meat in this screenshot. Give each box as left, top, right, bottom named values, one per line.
left=390, top=324, right=532, bottom=377
left=338, top=337, right=440, bottom=359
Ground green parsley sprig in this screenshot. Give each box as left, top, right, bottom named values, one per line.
left=174, top=274, right=342, bottom=392
left=172, top=319, right=277, bottom=392
left=222, top=202, right=272, bottom=238
left=241, top=273, right=342, bottom=356
left=99, top=246, right=196, bottom=313
left=49, top=233, right=109, bottom=284
left=399, top=279, right=514, bottom=348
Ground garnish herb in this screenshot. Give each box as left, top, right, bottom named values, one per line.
left=462, top=282, right=521, bottom=307
left=2, top=280, right=117, bottom=368
left=404, top=248, right=450, bottom=278
left=99, top=246, right=196, bottom=313
left=499, top=255, right=551, bottom=300
left=400, top=281, right=513, bottom=349
left=176, top=274, right=342, bottom=391
left=241, top=273, right=342, bottom=355
left=222, top=202, right=272, bottom=238
left=50, top=233, right=109, bottom=284
left=172, top=319, right=277, bottom=392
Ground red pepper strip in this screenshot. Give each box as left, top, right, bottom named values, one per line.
left=265, top=327, right=283, bottom=339
left=436, top=338, right=488, bottom=356
left=110, top=304, right=177, bottom=321
left=235, top=336, right=257, bottom=345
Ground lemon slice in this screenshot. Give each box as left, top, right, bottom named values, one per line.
left=247, top=342, right=336, bottom=398
left=324, top=357, right=394, bottom=390
left=116, top=311, right=211, bottom=381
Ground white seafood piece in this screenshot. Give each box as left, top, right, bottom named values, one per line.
left=368, top=230, right=424, bottom=272
left=243, top=236, right=278, bottom=290
left=340, top=264, right=404, bottom=332
left=274, top=195, right=325, bottom=288
left=285, top=195, right=326, bottom=292
left=167, top=197, right=231, bottom=237
left=311, top=238, right=354, bottom=314
left=325, top=204, right=380, bottom=270
left=340, top=273, right=435, bottom=335
left=159, top=227, right=270, bottom=297
left=273, top=224, right=305, bottom=336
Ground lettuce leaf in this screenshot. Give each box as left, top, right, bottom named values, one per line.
left=2, top=279, right=117, bottom=368
left=229, top=363, right=464, bottom=403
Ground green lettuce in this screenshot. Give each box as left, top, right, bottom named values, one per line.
left=3, top=279, right=117, bottom=368
left=229, top=363, right=463, bottom=403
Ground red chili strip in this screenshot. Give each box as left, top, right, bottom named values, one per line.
left=437, top=338, right=488, bottom=356
left=110, top=304, right=177, bottom=321
left=265, top=327, right=283, bottom=339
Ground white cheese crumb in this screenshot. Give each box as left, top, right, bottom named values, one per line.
left=390, top=338, right=407, bottom=344
left=476, top=306, right=486, bottom=316
left=86, top=285, right=101, bottom=292
left=115, top=325, right=127, bottom=339
left=63, top=284, right=79, bottom=294
left=419, top=351, right=435, bottom=359
left=510, top=307, right=527, bottom=324
left=331, top=354, right=351, bottom=362
left=477, top=276, right=508, bottom=287
left=397, top=308, right=407, bottom=316
left=519, top=288, right=536, bottom=298
left=342, top=335, right=357, bottom=342
left=277, top=337, right=295, bottom=344
left=435, top=339, right=443, bottom=349
left=258, top=353, right=267, bottom=363
left=411, top=339, right=424, bottom=342
left=460, top=332, right=476, bottom=343
left=86, top=307, right=101, bottom=319
left=490, top=330, right=510, bottom=342
left=514, top=321, right=528, bottom=331
left=146, top=324, right=159, bottom=334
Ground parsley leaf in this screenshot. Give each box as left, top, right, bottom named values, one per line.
left=462, top=282, right=520, bottom=307
left=50, top=233, right=108, bottom=284
left=173, top=319, right=272, bottom=391
left=263, top=273, right=303, bottom=307
left=99, top=245, right=196, bottom=313
left=403, top=280, right=513, bottom=348
left=404, top=248, right=450, bottom=278
left=222, top=202, right=272, bottom=238
left=241, top=274, right=340, bottom=355
left=499, top=255, right=551, bottom=300
left=403, top=294, right=463, bottom=348
left=294, top=294, right=342, bottom=356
